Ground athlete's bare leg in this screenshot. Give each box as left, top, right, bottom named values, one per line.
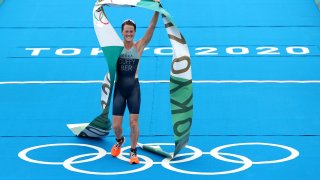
left=113, top=115, right=124, bottom=139
left=129, top=114, right=139, bottom=149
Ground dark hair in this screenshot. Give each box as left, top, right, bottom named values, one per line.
left=121, top=19, right=136, bottom=31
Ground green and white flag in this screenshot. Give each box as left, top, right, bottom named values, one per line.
left=68, top=0, right=193, bottom=157
left=316, top=0, right=320, bottom=10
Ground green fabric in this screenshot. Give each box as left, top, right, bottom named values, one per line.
left=316, top=0, right=320, bottom=9
left=135, top=1, right=193, bottom=157
left=136, top=1, right=175, bottom=25
left=139, top=143, right=172, bottom=158
left=169, top=76, right=193, bottom=155
left=102, top=46, right=123, bottom=87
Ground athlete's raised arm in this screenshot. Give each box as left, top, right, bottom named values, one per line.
left=136, top=1, right=160, bottom=55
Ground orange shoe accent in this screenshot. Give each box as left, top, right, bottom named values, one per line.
left=111, top=144, right=121, bottom=157
left=111, top=137, right=125, bottom=157
left=129, top=152, right=140, bottom=164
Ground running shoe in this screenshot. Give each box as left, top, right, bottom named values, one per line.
left=129, top=149, right=140, bottom=164
left=111, top=136, right=125, bottom=157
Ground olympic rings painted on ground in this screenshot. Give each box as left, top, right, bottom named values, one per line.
left=210, top=142, right=300, bottom=165
left=63, top=152, right=153, bottom=175
left=162, top=152, right=253, bottom=175
left=18, top=143, right=107, bottom=165
left=18, top=143, right=153, bottom=175
left=18, top=142, right=299, bottom=176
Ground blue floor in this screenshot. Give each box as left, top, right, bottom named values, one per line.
left=1, top=0, right=320, bottom=179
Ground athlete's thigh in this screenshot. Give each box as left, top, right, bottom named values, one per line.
left=127, top=81, right=141, bottom=114
left=112, top=84, right=127, bottom=116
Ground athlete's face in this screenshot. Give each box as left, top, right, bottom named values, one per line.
left=122, top=25, right=136, bottom=43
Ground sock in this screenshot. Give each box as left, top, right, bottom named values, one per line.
left=116, top=136, right=124, bottom=143
left=130, top=148, right=137, bottom=153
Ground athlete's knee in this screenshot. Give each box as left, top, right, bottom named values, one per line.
left=113, top=124, right=122, bottom=132
left=130, top=120, right=138, bottom=127
left=130, top=117, right=139, bottom=128
left=130, top=121, right=139, bottom=136
left=113, top=117, right=123, bottom=131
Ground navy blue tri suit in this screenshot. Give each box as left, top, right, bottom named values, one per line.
left=113, top=45, right=141, bottom=116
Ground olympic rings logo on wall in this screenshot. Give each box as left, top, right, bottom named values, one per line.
left=18, top=142, right=299, bottom=176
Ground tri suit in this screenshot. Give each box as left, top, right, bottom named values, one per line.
left=112, top=44, right=141, bottom=116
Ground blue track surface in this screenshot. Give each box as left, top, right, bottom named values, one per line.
left=1, top=0, right=320, bottom=179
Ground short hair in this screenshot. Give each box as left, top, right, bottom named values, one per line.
left=121, top=19, right=136, bottom=31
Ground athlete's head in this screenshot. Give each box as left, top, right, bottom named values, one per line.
left=122, top=19, right=136, bottom=31
left=121, top=19, right=136, bottom=42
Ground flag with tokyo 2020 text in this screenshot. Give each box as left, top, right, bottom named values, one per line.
left=67, top=0, right=193, bottom=158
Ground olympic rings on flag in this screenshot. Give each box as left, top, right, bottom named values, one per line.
left=93, top=8, right=109, bottom=25
left=18, top=142, right=299, bottom=176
